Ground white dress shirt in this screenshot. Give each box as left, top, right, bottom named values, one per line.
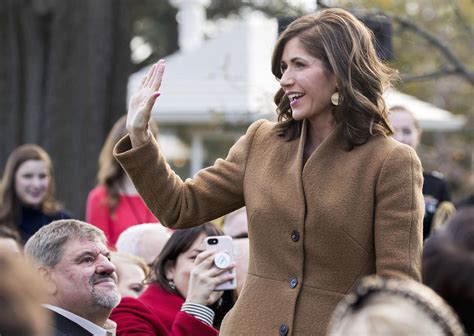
left=43, top=304, right=112, bottom=336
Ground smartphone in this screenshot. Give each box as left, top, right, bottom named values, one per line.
left=205, top=235, right=237, bottom=291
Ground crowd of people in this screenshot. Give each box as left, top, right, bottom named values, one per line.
left=1, top=7, right=473, bottom=336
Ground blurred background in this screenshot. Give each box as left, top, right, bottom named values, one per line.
left=1, top=0, right=472, bottom=218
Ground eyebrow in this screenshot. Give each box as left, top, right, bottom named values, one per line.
left=282, top=57, right=308, bottom=64
left=74, top=249, right=110, bottom=261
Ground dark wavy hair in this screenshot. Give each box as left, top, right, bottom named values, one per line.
left=96, top=115, right=159, bottom=216
left=272, top=8, right=395, bottom=150
left=423, top=206, right=474, bottom=334
left=0, top=144, right=63, bottom=229
left=149, top=222, right=236, bottom=329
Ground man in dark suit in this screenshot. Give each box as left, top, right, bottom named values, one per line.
left=25, top=219, right=121, bottom=335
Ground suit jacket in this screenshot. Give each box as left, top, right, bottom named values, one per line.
left=110, top=283, right=217, bottom=336
left=47, top=310, right=92, bottom=336
left=114, top=119, right=424, bottom=335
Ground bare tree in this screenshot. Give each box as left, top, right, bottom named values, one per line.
left=0, top=0, right=132, bottom=218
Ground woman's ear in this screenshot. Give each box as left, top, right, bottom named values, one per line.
left=38, top=266, right=57, bottom=295
left=164, top=260, right=175, bottom=281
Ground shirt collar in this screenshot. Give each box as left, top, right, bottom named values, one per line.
left=43, top=304, right=110, bottom=336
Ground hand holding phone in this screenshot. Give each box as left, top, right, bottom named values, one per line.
left=205, top=235, right=237, bottom=291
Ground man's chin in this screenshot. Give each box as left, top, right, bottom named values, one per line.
left=92, top=289, right=121, bottom=309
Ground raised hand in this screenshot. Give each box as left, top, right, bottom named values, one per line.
left=127, top=59, right=165, bottom=147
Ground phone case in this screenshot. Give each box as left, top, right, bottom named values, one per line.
left=205, top=235, right=237, bottom=291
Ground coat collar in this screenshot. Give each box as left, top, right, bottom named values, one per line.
left=298, top=119, right=344, bottom=171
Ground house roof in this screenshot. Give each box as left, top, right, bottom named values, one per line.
left=384, top=89, right=465, bottom=131
left=128, top=13, right=279, bottom=125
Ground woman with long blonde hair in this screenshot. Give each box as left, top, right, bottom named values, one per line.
left=86, top=115, right=160, bottom=247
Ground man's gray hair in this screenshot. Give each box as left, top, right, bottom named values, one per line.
left=24, top=219, right=106, bottom=268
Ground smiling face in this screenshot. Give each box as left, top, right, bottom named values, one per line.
left=165, top=233, right=206, bottom=298
left=14, top=159, right=50, bottom=207
left=279, top=37, right=337, bottom=126
left=48, top=237, right=120, bottom=318
left=389, top=109, right=421, bottom=148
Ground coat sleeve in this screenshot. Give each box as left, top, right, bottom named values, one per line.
left=113, top=119, right=266, bottom=229
left=374, top=144, right=424, bottom=280
left=110, top=297, right=217, bottom=336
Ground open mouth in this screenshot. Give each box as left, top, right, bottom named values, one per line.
left=288, top=93, right=305, bottom=106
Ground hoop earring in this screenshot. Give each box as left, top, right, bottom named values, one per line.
left=331, top=92, right=340, bottom=106
left=168, top=280, right=176, bottom=290
left=369, top=117, right=375, bottom=136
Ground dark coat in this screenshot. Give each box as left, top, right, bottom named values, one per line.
left=46, top=310, right=92, bottom=336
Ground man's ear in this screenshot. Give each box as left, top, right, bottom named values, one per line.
left=164, top=260, right=175, bottom=281
left=38, top=266, right=58, bottom=295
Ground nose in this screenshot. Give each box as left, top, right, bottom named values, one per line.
left=31, top=177, right=43, bottom=188
left=96, top=254, right=116, bottom=275
left=279, top=69, right=294, bottom=88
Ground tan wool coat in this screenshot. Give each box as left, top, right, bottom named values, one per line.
left=114, top=119, right=424, bottom=336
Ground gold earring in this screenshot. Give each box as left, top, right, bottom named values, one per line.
left=331, top=92, right=340, bottom=106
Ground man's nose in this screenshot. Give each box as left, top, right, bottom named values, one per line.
left=96, top=255, right=116, bottom=274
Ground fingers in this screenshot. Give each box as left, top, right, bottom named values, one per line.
left=151, top=59, right=165, bottom=91
left=193, top=249, right=216, bottom=265
left=145, top=91, right=161, bottom=111
left=143, top=64, right=157, bottom=88
left=141, top=59, right=165, bottom=91
left=138, top=75, right=147, bottom=90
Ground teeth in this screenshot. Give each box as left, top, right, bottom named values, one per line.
left=288, top=93, right=304, bottom=101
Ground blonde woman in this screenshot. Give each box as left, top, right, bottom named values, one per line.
left=86, top=115, right=159, bottom=247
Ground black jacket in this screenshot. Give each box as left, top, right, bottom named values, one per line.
left=46, top=310, right=93, bottom=336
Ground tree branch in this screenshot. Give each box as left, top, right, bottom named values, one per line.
left=400, top=68, right=464, bottom=82
left=452, top=2, right=474, bottom=51
left=376, top=11, right=474, bottom=86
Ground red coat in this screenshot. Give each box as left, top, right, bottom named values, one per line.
left=86, top=185, right=158, bottom=247
left=110, top=284, right=217, bottom=336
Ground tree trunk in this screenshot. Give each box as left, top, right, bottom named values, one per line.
left=0, top=0, right=132, bottom=219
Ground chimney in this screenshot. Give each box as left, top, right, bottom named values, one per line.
left=169, top=0, right=210, bottom=52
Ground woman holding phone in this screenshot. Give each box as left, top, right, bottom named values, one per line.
left=114, top=8, right=423, bottom=335
left=111, top=222, right=236, bottom=335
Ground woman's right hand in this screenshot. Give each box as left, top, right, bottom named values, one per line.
left=186, top=250, right=236, bottom=306
left=127, top=59, right=165, bottom=147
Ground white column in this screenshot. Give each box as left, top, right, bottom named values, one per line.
left=169, top=0, right=211, bottom=52
left=190, top=132, right=204, bottom=176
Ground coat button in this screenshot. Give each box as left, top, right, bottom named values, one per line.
left=289, top=277, right=298, bottom=289
left=279, top=324, right=289, bottom=336
left=291, top=230, right=300, bottom=242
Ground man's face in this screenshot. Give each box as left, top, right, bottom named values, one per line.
left=49, top=237, right=120, bottom=316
